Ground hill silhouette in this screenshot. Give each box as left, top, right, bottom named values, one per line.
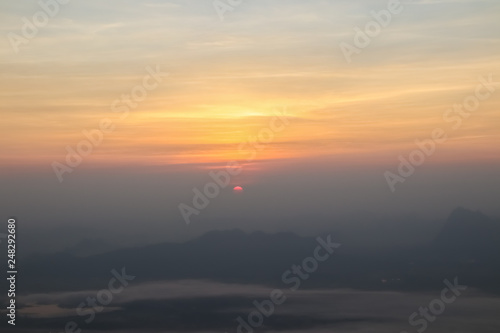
left=18, top=208, right=500, bottom=295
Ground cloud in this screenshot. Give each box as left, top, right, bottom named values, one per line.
left=8, top=280, right=500, bottom=332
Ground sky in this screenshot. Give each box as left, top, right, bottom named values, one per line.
left=1, top=0, right=500, bottom=249
left=1, top=2, right=500, bottom=333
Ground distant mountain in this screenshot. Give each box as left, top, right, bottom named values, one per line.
left=17, top=208, right=500, bottom=295
left=65, top=238, right=117, bottom=257
left=21, top=230, right=325, bottom=293
left=432, top=207, right=500, bottom=261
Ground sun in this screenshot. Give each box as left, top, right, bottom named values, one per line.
left=233, top=186, right=243, bottom=193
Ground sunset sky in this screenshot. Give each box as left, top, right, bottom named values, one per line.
left=2, top=0, right=499, bottom=170
left=1, top=0, right=499, bottom=243
left=2, top=3, right=500, bottom=333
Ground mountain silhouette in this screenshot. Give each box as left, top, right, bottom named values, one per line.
left=17, top=208, right=500, bottom=295
left=432, top=207, right=500, bottom=261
